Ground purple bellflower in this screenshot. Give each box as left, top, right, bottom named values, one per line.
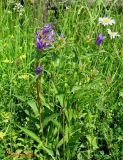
left=36, top=23, right=55, bottom=50
left=96, top=34, right=106, bottom=46
left=42, top=24, right=52, bottom=34
left=36, top=66, right=43, bottom=76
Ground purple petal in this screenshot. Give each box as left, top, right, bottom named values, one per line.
left=46, top=35, right=53, bottom=42
left=36, top=66, right=43, bottom=75
left=36, top=38, right=43, bottom=50
left=46, top=31, right=55, bottom=42
left=96, top=34, right=106, bottom=46
left=96, top=39, right=102, bottom=45
left=44, top=24, right=52, bottom=30
left=50, top=30, right=55, bottom=36
left=36, top=30, right=40, bottom=35
left=36, top=34, right=41, bottom=39
left=42, top=24, right=52, bottom=34
left=43, top=42, right=51, bottom=48
left=36, top=30, right=41, bottom=36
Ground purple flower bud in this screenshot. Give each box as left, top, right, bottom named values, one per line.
left=96, top=34, right=106, bottom=46
left=36, top=66, right=43, bottom=75
left=42, top=24, right=52, bottom=34
left=36, top=38, right=43, bottom=50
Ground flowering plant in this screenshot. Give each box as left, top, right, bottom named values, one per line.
left=96, top=16, right=120, bottom=46
left=35, top=23, right=55, bottom=134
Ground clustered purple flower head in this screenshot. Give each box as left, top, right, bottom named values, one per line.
left=36, top=23, right=55, bottom=50
left=36, top=66, right=43, bottom=76
left=96, top=34, right=106, bottom=46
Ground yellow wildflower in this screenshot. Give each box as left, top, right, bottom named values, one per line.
left=86, top=35, right=91, bottom=43
left=19, top=54, right=26, bottom=60
left=0, top=132, right=5, bottom=139
left=18, top=74, right=29, bottom=80
left=1, top=112, right=10, bottom=123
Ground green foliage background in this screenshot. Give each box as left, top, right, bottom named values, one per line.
left=0, top=0, right=123, bottom=159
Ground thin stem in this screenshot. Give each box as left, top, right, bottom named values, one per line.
left=63, top=106, right=65, bottom=160
left=36, top=79, right=42, bottom=132
left=36, top=60, right=43, bottom=136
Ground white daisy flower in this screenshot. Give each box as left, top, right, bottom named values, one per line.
left=107, top=29, right=120, bottom=39
left=99, top=17, right=115, bottom=26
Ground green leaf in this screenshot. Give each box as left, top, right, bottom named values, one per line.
left=71, top=86, right=81, bottom=93
left=42, top=113, right=59, bottom=128
left=86, top=135, right=98, bottom=150
left=17, top=125, right=55, bottom=159
left=51, top=119, right=63, bottom=134
left=40, top=145, right=55, bottom=160
left=40, top=95, right=53, bottom=111
left=27, top=100, right=38, bottom=117
left=92, top=137, right=98, bottom=150
left=51, top=81, right=58, bottom=94
left=17, top=125, right=41, bottom=144
left=14, top=95, right=26, bottom=102
left=56, top=94, right=64, bottom=107
left=119, top=89, right=123, bottom=97
left=57, top=125, right=69, bottom=148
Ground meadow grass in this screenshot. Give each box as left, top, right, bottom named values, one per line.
left=0, top=0, right=123, bottom=159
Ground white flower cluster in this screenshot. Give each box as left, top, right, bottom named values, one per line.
left=99, top=17, right=120, bottom=39
left=13, top=3, right=24, bottom=16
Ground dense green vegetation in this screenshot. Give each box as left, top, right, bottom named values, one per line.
left=0, top=0, right=123, bottom=159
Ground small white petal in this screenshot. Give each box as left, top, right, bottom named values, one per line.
left=99, top=17, right=103, bottom=23
left=107, top=29, right=120, bottom=39
left=111, top=19, right=115, bottom=24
